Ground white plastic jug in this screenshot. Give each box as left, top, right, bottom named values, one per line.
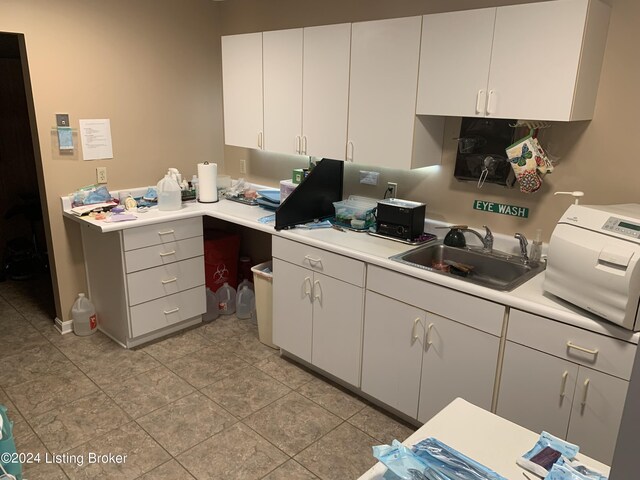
left=157, top=173, right=182, bottom=211
left=217, top=282, right=236, bottom=315
left=71, top=293, right=97, bottom=336
left=238, top=279, right=254, bottom=292
left=203, top=288, right=220, bottom=322
left=236, top=285, right=255, bottom=319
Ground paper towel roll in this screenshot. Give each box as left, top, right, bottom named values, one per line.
left=197, top=162, right=218, bottom=203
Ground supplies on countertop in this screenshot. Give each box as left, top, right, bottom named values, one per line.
left=157, top=171, right=182, bottom=211
left=280, top=179, right=297, bottom=202
left=333, top=196, right=377, bottom=231
left=517, top=431, right=607, bottom=480
left=374, top=437, right=507, bottom=480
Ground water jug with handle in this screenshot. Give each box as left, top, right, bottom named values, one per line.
left=217, top=282, right=236, bottom=315
left=72, top=293, right=97, bottom=336
left=236, top=285, right=255, bottom=319
left=157, top=172, right=182, bottom=211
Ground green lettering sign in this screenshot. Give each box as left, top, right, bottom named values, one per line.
left=473, top=200, right=529, bottom=218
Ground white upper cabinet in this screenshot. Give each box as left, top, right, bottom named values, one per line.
left=417, top=0, right=611, bottom=121
left=417, top=8, right=496, bottom=118
left=302, top=23, right=351, bottom=160
left=263, top=28, right=303, bottom=155
left=221, top=33, right=264, bottom=149
left=348, top=17, right=443, bottom=169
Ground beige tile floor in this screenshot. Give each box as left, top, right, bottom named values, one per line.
left=0, top=276, right=415, bottom=480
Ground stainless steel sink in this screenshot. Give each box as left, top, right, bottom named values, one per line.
left=390, top=243, right=545, bottom=291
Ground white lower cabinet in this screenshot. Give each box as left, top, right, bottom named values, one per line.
left=272, top=238, right=365, bottom=387
left=82, top=217, right=205, bottom=348
left=497, top=309, right=632, bottom=464
left=362, top=289, right=500, bottom=422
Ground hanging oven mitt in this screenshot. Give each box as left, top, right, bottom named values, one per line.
left=506, top=133, right=542, bottom=193
left=531, top=136, right=554, bottom=175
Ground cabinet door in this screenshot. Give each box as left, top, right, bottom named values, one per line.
left=263, top=28, right=303, bottom=154
left=302, top=23, right=351, bottom=160
left=221, top=33, right=264, bottom=149
left=567, top=367, right=628, bottom=464
left=361, top=292, right=425, bottom=418
left=347, top=17, right=422, bottom=168
left=272, top=259, right=313, bottom=362
left=311, top=273, right=364, bottom=387
left=417, top=9, right=496, bottom=117
left=497, top=341, right=578, bottom=440
left=487, top=0, right=588, bottom=120
left=418, top=314, right=500, bottom=423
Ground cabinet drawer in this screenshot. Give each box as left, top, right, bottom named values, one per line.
left=367, top=265, right=504, bottom=336
left=122, top=217, right=202, bottom=251
left=272, top=236, right=365, bottom=287
left=125, top=237, right=203, bottom=273
left=130, top=286, right=205, bottom=337
left=126, top=256, right=205, bottom=306
left=508, top=309, right=636, bottom=380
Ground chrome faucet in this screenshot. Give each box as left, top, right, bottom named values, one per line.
left=514, top=233, right=529, bottom=265
left=460, top=225, right=494, bottom=252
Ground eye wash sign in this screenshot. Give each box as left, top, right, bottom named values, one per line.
left=473, top=200, right=529, bottom=218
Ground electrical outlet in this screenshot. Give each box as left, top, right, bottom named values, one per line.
left=96, top=167, right=108, bottom=184
left=387, top=182, right=398, bottom=198
left=239, top=159, right=246, bottom=174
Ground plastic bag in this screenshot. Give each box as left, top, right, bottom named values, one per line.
left=547, top=463, right=608, bottom=480
left=517, top=431, right=579, bottom=477
left=0, top=404, right=22, bottom=480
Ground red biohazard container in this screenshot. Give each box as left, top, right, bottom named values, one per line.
left=203, top=230, right=241, bottom=292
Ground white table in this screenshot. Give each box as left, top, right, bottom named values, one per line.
left=359, top=397, right=610, bottom=480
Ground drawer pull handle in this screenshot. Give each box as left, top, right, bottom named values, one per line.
left=304, top=255, right=322, bottom=265
left=411, top=317, right=421, bottom=344
left=425, top=322, right=435, bottom=349
left=163, top=307, right=180, bottom=315
left=161, top=277, right=178, bottom=284
left=158, top=229, right=175, bottom=235
left=581, top=378, right=590, bottom=407
left=567, top=341, right=599, bottom=356
left=159, top=250, right=176, bottom=257
left=560, top=371, right=569, bottom=398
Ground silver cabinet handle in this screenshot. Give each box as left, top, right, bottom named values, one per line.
left=486, top=89, right=496, bottom=115
left=346, top=141, right=354, bottom=162
left=560, top=371, right=569, bottom=398
left=163, top=307, right=180, bottom=314
left=161, top=277, right=178, bottom=284
left=295, top=135, right=301, bottom=154
left=313, top=279, right=322, bottom=304
left=425, top=322, right=435, bottom=350
left=158, top=229, right=175, bottom=235
left=303, top=276, right=312, bottom=299
left=411, top=317, right=421, bottom=344
left=258, top=131, right=263, bottom=149
left=302, top=135, right=308, bottom=155
left=304, top=255, right=322, bottom=266
left=159, top=250, right=176, bottom=257
left=581, top=378, right=591, bottom=407
left=476, top=89, right=486, bottom=115
left=567, top=341, right=599, bottom=356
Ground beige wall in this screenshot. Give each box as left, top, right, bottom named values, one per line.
left=219, top=0, right=639, bottom=242
left=0, top=0, right=224, bottom=320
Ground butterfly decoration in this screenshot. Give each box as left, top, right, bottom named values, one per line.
left=510, top=143, right=533, bottom=167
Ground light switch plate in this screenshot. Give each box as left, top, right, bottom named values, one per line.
left=96, top=167, right=107, bottom=184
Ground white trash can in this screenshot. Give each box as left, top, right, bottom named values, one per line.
left=251, top=261, right=277, bottom=348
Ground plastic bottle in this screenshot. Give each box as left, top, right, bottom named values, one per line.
left=191, top=175, right=199, bottom=200
left=217, top=282, right=236, bottom=315
left=236, top=285, right=256, bottom=319
left=203, top=288, right=219, bottom=322
left=238, top=278, right=254, bottom=292
left=71, top=293, right=97, bottom=336
left=157, top=172, right=182, bottom=211
left=530, top=229, right=543, bottom=263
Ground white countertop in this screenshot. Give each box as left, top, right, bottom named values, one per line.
left=357, top=397, right=610, bottom=480
left=62, top=195, right=640, bottom=344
